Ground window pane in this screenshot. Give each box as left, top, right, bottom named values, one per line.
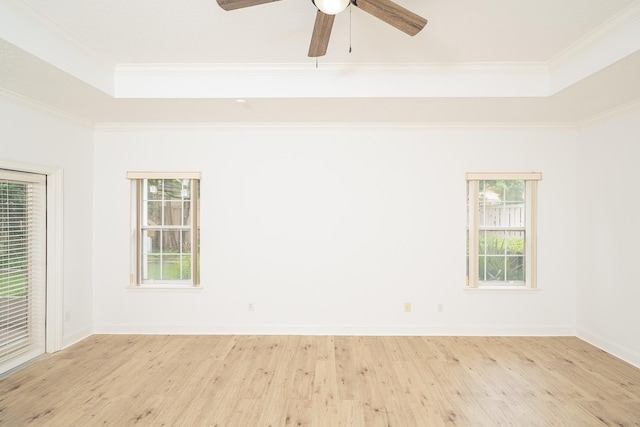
left=162, top=255, right=182, bottom=280
left=146, top=179, right=162, bottom=200
left=145, top=201, right=162, bottom=226
left=163, top=179, right=185, bottom=201
left=484, top=256, right=506, bottom=281
left=144, top=255, right=161, bottom=280
left=163, top=230, right=182, bottom=253
left=163, top=201, right=183, bottom=226
left=467, top=228, right=470, bottom=284
left=196, top=228, right=200, bottom=283
left=163, top=179, right=182, bottom=200
left=143, top=229, right=161, bottom=254
left=181, top=255, right=192, bottom=280
left=480, top=230, right=505, bottom=255
left=479, top=180, right=525, bottom=228
left=506, top=256, right=525, bottom=281
left=183, top=201, right=191, bottom=226
left=154, top=256, right=191, bottom=281
left=181, top=229, right=192, bottom=254
left=506, top=232, right=525, bottom=255
left=478, top=230, right=526, bottom=283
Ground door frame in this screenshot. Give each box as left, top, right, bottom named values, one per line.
left=0, top=159, right=63, bottom=353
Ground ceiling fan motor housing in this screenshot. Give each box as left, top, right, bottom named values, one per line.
left=312, top=0, right=351, bottom=15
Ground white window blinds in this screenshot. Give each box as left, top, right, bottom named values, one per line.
left=0, top=170, right=46, bottom=372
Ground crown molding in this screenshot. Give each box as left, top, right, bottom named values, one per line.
left=114, top=62, right=549, bottom=99
left=577, top=98, right=640, bottom=128
left=0, top=88, right=94, bottom=128
left=0, top=0, right=115, bottom=95
left=547, top=1, right=640, bottom=93
left=94, top=121, right=576, bottom=132
left=548, top=1, right=640, bottom=69
left=115, top=62, right=548, bottom=77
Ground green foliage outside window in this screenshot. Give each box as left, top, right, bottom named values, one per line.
left=0, top=182, right=28, bottom=297
left=140, top=178, right=199, bottom=283
left=479, top=234, right=525, bottom=282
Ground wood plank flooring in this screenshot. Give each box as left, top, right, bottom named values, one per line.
left=1, top=335, right=640, bottom=426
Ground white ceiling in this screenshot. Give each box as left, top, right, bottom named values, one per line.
left=15, top=0, right=637, bottom=63
left=1, top=0, right=640, bottom=126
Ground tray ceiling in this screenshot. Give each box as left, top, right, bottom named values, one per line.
left=1, top=0, right=640, bottom=125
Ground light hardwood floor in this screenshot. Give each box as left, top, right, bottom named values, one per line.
left=1, top=335, right=639, bottom=426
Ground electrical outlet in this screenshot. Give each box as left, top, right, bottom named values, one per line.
left=404, top=303, right=411, bottom=313
left=65, top=311, right=71, bottom=321
left=438, top=303, right=444, bottom=312
left=248, top=303, right=254, bottom=312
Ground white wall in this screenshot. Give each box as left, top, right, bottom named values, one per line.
left=0, top=98, right=94, bottom=347
left=93, top=125, right=577, bottom=335
left=577, top=107, right=640, bottom=367
left=5, top=91, right=640, bottom=366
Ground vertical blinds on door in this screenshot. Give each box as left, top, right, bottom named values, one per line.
left=0, top=170, right=46, bottom=368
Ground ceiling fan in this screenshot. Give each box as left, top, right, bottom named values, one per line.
left=216, top=0, right=427, bottom=57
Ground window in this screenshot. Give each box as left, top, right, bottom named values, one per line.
left=466, top=172, right=541, bottom=288
left=127, top=172, right=200, bottom=287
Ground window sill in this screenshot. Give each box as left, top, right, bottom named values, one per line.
left=464, top=286, right=541, bottom=293
left=126, top=285, right=203, bottom=292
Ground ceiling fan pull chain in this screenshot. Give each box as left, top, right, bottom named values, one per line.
left=349, top=5, right=352, bottom=53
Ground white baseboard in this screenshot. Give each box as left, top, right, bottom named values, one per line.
left=62, top=326, right=93, bottom=350
left=577, top=328, right=640, bottom=369
left=92, top=323, right=575, bottom=337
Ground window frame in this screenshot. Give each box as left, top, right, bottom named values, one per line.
left=466, top=172, right=541, bottom=289
left=127, top=172, right=201, bottom=288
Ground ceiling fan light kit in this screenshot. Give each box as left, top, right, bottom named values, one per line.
left=313, top=0, right=350, bottom=15
left=216, top=0, right=427, bottom=58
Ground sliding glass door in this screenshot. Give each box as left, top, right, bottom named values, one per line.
left=0, top=169, right=46, bottom=375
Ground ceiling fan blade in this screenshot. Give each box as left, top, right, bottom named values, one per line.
left=216, top=0, right=282, bottom=11
left=353, top=0, right=427, bottom=36
left=308, top=10, right=335, bottom=57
